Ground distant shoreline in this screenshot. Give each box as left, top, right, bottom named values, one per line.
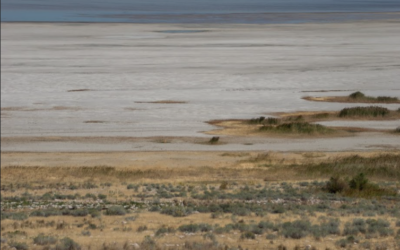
left=2, top=11, right=400, bottom=24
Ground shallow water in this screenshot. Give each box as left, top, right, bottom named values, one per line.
left=2, top=0, right=400, bottom=23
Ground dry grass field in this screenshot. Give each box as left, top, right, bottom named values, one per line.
left=1, top=151, right=400, bottom=250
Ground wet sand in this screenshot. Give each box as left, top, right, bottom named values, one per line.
left=1, top=21, right=400, bottom=153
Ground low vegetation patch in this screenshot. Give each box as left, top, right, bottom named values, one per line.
left=1, top=152, right=400, bottom=250
left=349, top=91, right=399, bottom=103
left=304, top=91, right=400, bottom=104
left=338, top=106, right=390, bottom=117
left=325, top=173, right=397, bottom=198
left=33, top=233, right=57, bottom=245
left=104, top=206, right=126, bottom=216
left=260, top=122, right=333, bottom=135
left=302, top=154, right=400, bottom=180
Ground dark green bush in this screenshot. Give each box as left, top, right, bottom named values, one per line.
left=249, top=116, right=265, bottom=124
left=241, top=231, right=255, bottom=239
left=260, top=122, right=332, bottom=134
left=209, top=136, right=220, bottom=144
left=63, top=209, right=88, bottom=217
left=33, top=234, right=57, bottom=245
left=282, top=220, right=312, bottom=239
left=258, top=221, right=277, bottom=232
left=155, top=226, right=175, bottom=236
left=55, top=237, right=81, bottom=250
left=326, top=176, right=348, bottom=193
left=343, top=218, right=367, bottom=235
left=318, top=219, right=341, bottom=236
left=219, top=181, right=228, bottom=190
left=366, top=219, right=393, bottom=237
left=178, top=224, right=200, bottom=233
left=349, top=91, right=366, bottom=99
left=1, top=212, right=28, bottom=221
left=376, top=96, right=398, bottom=102
left=97, top=194, right=107, bottom=200
left=137, top=225, right=148, bottom=232
left=348, top=92, right=398, bottom=102
left=30, top=209, right=62, bottom=217
left=104, top=206, right=126, bottom=216
left=8, top=241, right=29, bottom=250
left=336, top=236, right=357, bottom=248
left=339, top=106, right=389, bottom=117
left=160, top=206, right=192, bottom=217
left=349, top=173, right=369, bottom=191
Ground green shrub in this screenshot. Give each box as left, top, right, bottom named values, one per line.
left=33, top=234, right=57, bottom=245
left=260, top=122, right=332, bottom=134
left=209, top=136, right=220, bottom=144
left=104, top=206, right=126, bottom=216
left=178, top=224, right=200, bottom=233
left=318, top=219, right=341, bottom=236
left=63, top=209, right=88, bottom=217
left=339, top=106, right=389, bottom=117
left=1, top=212, right=28, bottom=221
left=258, top=221, right=277, bottom=232
left=84, top=193, right=96, bottom=200
left=395, top=127, right=400, bottom=133
left=8, top=241, right=29, bottom=250
left=155, top=226, right=175, bottom=236
left=366, top=219, right=393, bottom=237
left=30, top=209, right=62, bottom=217
left=241, top=231, right=255, bottom=239
left=326, top=176, right=348, bottom=193
left=160, top=206, right=192, bottom=217
left=349, top=91, right=366, bottom=99
left=55, top=237, right=81, bottom=250
left=303, top=154, right=400, bottom=180
left=88, top=209, right=101, bottom=218
left=282, top=220, right=312, bottom=239
left=348, top=92, right=398, bottom=102
left=376, top=96, right=398, bottom=102
left=219, top=181, right=228, bottom=190
left=249, top=116, right=265, bottom=124
left=343, top=218, right=366, bottom=235
left=98, top=194, right=107, bottom=200
left=137, top=225, right=148, bottom=232
left=336, top=236, right=357, bottom=248
left=349, top=173, right=369, bottom=191
left=264, top=117, right=279, bottom=125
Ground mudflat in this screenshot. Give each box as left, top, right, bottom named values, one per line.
left=1, top=21, right=400, bottom=147
left=1, top=21, right=400, bottom=250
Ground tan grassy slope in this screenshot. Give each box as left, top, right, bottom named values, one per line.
left=1, top=151, right=400, bottom=250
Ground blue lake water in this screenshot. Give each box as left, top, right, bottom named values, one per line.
left=2, top=0, right=400, bottom=23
